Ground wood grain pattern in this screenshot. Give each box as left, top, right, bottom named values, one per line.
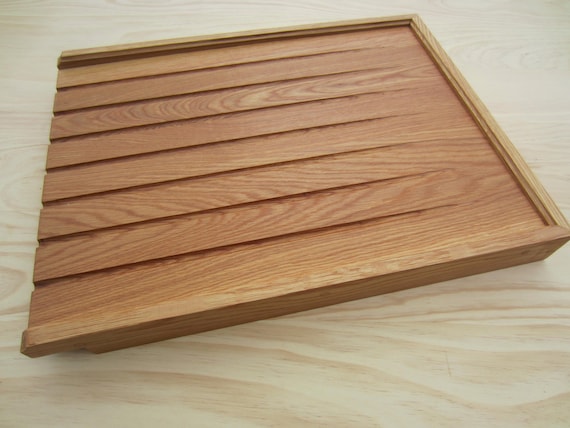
left=26, top=197, right=557, bottom=343
left=21, top=15, right=570, bottom=361
left=56, top=25, right=416, bottom=87
left=3, top=2, right=570, bottom=426
left=29, top=231, right=569, bottom=358
left=46, top=83, right=462, bottom=168
left=43, top=112, right=479, bottom=201
left=21, top=16, right=570, bottom=358
left=54, top=44, right=425, bottom=112
left=34, top=168, right=469, bottom=281
left=50, top=66, right=440, bottom=139
left=57, top=15, right=415, bottom=64
left=410, top=16, right=569, bottom=229
left=39, top=135, right=482, bottom=237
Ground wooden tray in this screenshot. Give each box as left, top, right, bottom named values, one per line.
left=22, top=15, right=569, bottom=357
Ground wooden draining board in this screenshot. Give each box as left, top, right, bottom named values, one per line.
left=22, top=15, right=569, bottom=357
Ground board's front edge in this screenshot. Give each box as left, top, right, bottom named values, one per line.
left=21, top=229, right=569, bottom=357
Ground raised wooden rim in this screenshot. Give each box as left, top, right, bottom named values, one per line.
left=58, top=15, right=416, bottom=66
left=409, top=16, right=569, bottom=229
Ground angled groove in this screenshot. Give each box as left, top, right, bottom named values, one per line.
left=55, top=46, right=393, bottom=96
left=50, top=70, right=431, bottom=140
left=47, top=83, right=460, bottom=169
left=53, top=63, right=401, bottom=115
left=34, top=203, right=457, bottom=287
left=56, top=48, right=369, bottom=91
left=40, top=168, right=449, bottom=242
left=45, top=113, right=412, bottom=173
left=42, top=140, right=401, bottom=203
left=48, top=91, right=398, bottom=144
left=44, top=129, right=459, bottom=204
left=34, top=167, right=465, bottom=282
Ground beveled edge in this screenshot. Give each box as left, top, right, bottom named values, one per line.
left=58, top=15, right=416, bottom=67
left=409, top=15, right=569, bottom=230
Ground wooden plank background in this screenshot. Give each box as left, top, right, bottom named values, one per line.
left=1, top=1, right=569, bottom=426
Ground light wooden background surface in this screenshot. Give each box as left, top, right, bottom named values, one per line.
left=1, top=1, right=569, bottom=426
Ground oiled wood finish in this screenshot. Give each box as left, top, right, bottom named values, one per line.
left=36, top=169, right=473, bottom=281
left=22, top=17, right=569, bottom=358
left=43, top=111, right=478, bottom=201
left=38, top=136, right=476, bottom=237
left=54, top=44, right=424, bottom=112
left=56, top=25, right=415, bottom=87
left=46, top=86, right=460, bottom=168
left=51, top=66, right=441, bottom=139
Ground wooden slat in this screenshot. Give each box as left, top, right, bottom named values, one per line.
left=51, top=64, right=439, bottom=139
left=46, top=82, right=462, bottom=169
left=56, top=26, right=416, bottom=88
left=35, top=169, right=474, bottom=281
left=39, top=135, right=488, bottom=238
left=57, top=16, right=415, bottom=64
left=54, top=44, right=427, bottom=112
left=29, top=228, right=568, bottom=358
left=43, top=113, right=480, bottom=202
left=29, top=186, right=544, bottom=327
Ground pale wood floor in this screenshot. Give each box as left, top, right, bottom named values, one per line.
left=1, top=1, right=569, bottom=426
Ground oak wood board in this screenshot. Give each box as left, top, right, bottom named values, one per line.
left=21, top=15, right=570, bottom=357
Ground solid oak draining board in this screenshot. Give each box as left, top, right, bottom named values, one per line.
left=21, top=15, right=569, bottom=357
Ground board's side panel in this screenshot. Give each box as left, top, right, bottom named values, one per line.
left=410, top=16, right=570, bottom=229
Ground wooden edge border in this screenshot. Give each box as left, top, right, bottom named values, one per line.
left=409, top=15, right=569, bottom=229
left=58, top=15, right=415, bottom=66
left=21, top=230, right=570, bottom=357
